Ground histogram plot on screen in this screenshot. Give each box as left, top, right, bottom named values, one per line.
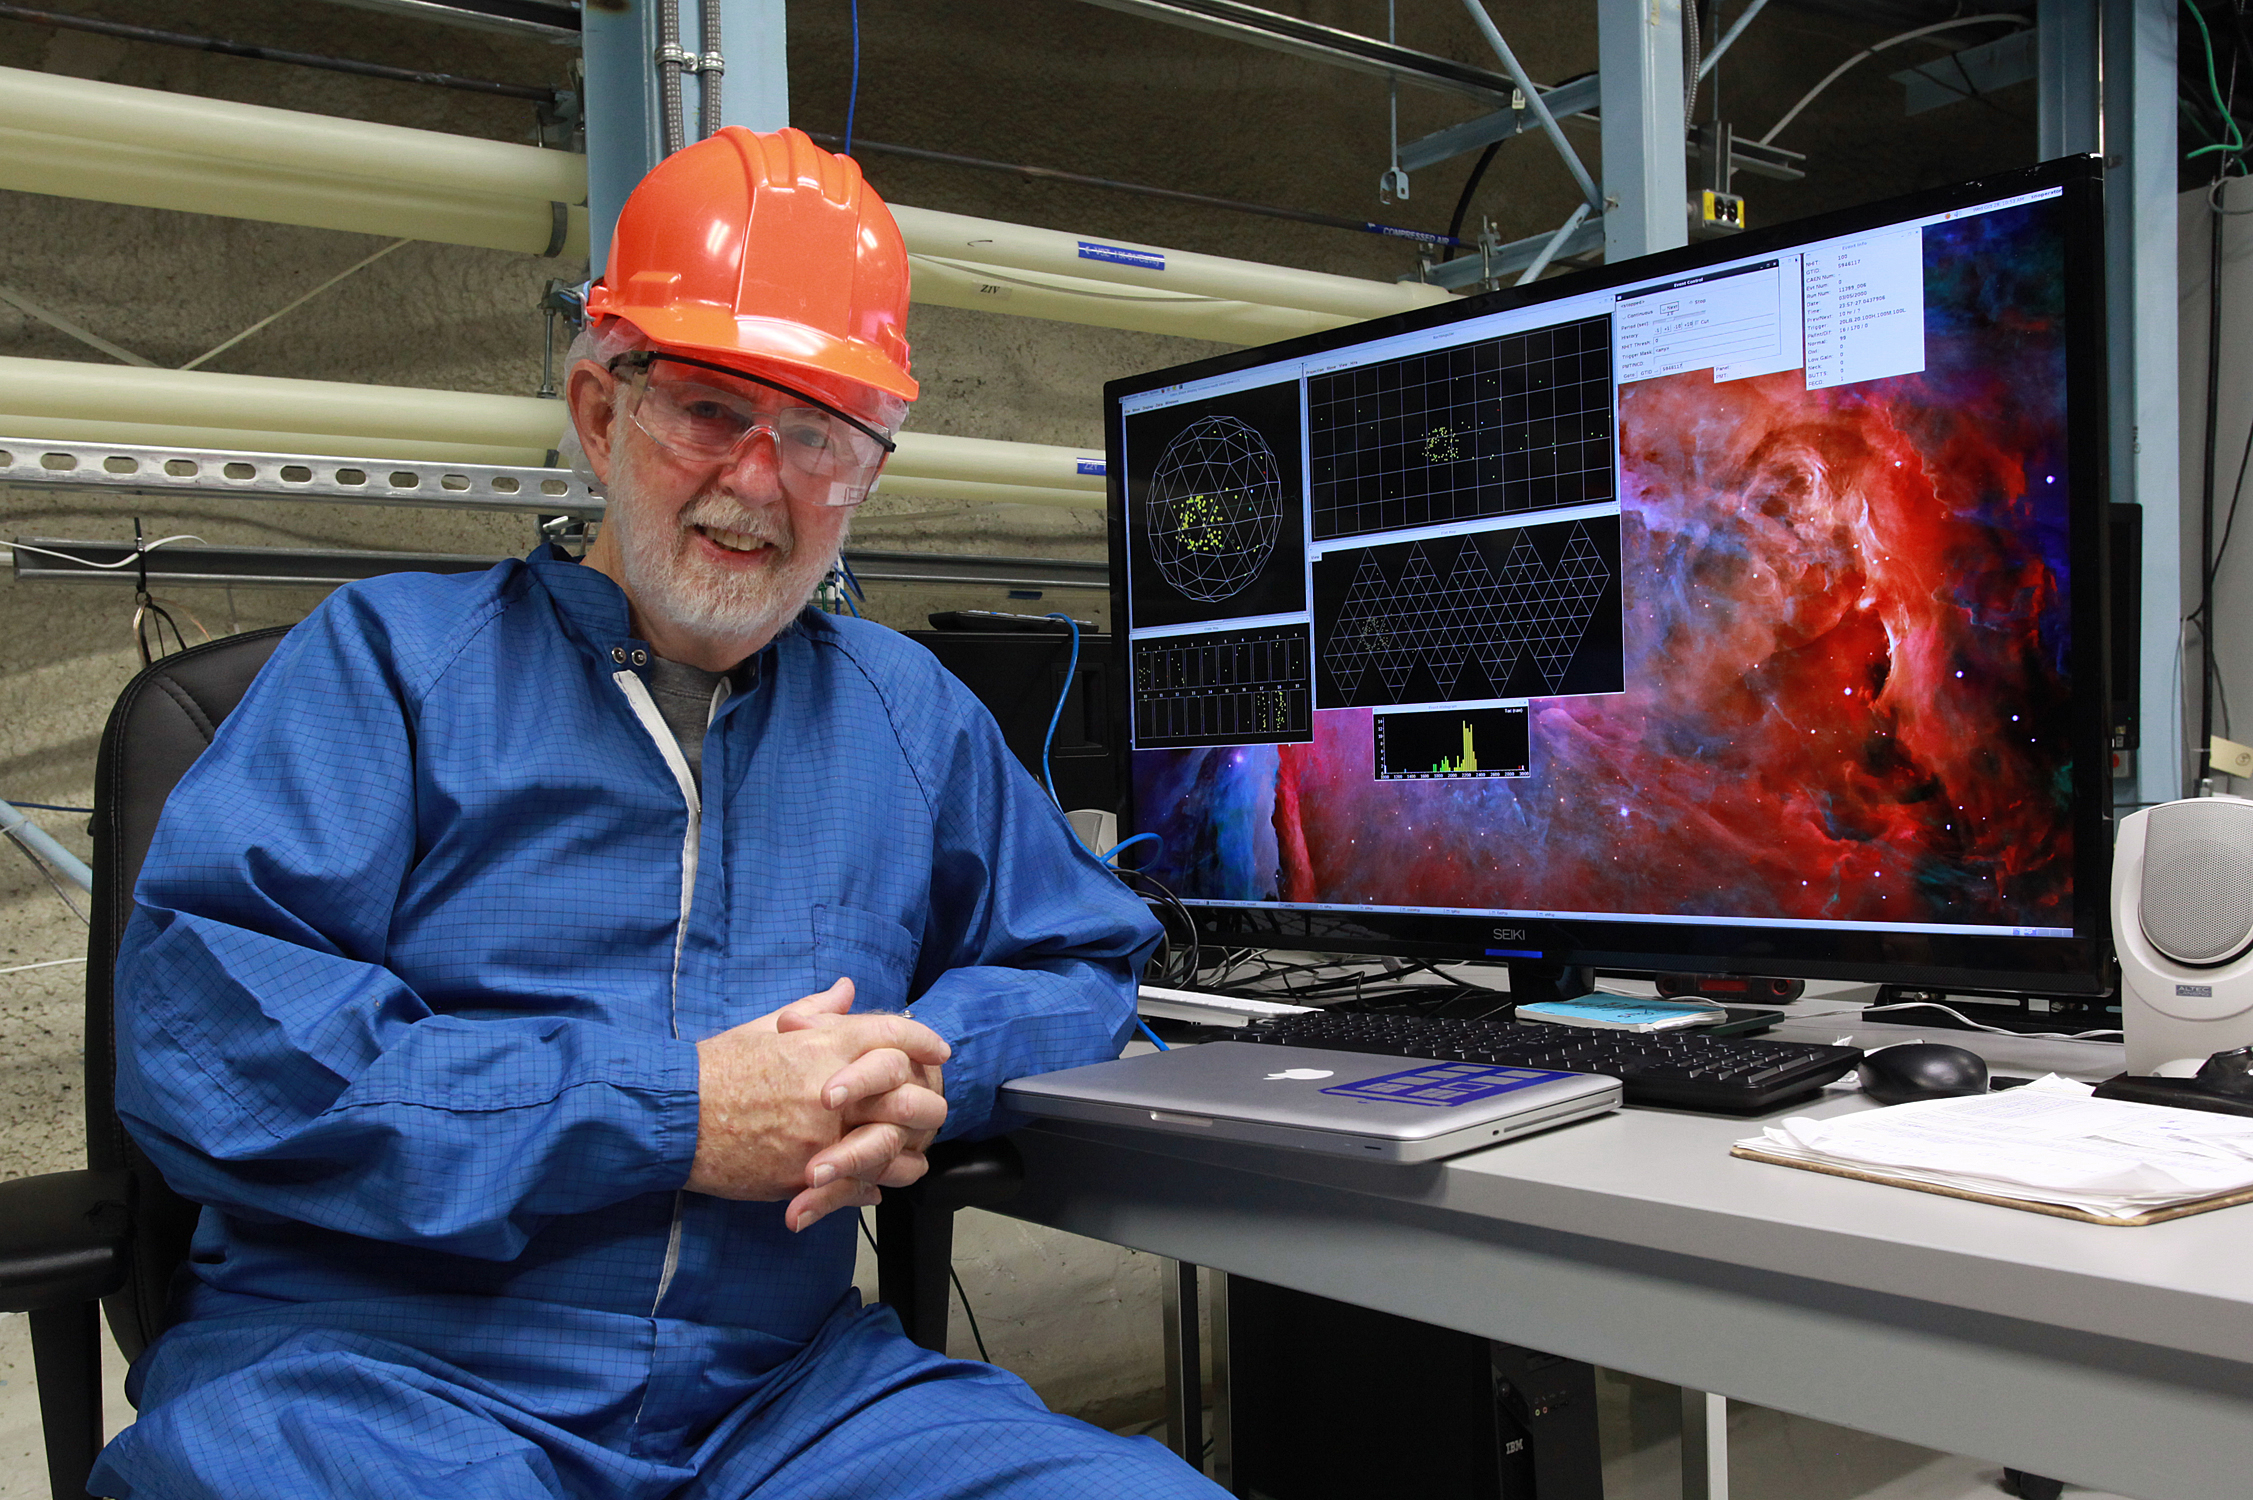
left=1309, top=315, right=1614, bottom=540
left=1122, top=381, right=1307, bottom=629
left=1374, top=705, right=1531, bottom=780
left=1312, top=516, right=1624, bottom=709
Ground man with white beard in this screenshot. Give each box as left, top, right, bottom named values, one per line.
left=93, top=127, right=1223, bottom=1500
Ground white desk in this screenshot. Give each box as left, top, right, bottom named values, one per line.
left=998, top=1019, right=2253, bottom=1500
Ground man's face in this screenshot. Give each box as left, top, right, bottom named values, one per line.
left=573, top=355, right=877, bottom=669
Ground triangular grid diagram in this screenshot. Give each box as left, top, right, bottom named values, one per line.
left=1388, top=544, right=1441, bottom=698
left=1324, top=523, right=1612, bottom=705
left=1447, top=535, right=1510, bottom=697
left=1323, top=552, right=1393, bottom=701
left=1487, top=532, right=1548, bottom=693
left=1524, top=523, right=1613, bottom=692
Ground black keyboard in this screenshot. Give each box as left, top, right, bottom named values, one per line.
left=1236, top=1011, right=1863, bottom=1113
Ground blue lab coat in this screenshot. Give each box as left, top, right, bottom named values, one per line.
left=88, top=548, right=1201, bottom=1499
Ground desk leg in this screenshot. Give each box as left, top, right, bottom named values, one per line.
left=1207, top=1270, right=1231, bottom=1491
left=1680, top=1388, right=1729, bottom=1500
left=1160, top=1258, right=1205, bottom=1471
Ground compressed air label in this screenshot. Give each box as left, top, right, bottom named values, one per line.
left=1367, top=222, right=1456, bottom=246
left=1323, top=1063, right=1574, bottom=1108
left=1078, top=241, right=1165, bottom=271
left=1077, top=458, right=1107, bottom=476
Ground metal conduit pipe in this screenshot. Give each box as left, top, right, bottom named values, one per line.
left=0, top=357, right=1109, bottom=505
left=656, top=0, right=687, bottom=157
left=698, top=0, right=724, bottom=140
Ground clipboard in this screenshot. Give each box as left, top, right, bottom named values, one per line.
left=1730, top=1145, right=2253, bottom=1226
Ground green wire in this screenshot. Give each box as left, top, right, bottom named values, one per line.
left=2187, top=0, right=2247, bottom=161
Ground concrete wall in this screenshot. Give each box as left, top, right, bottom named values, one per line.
left=0, top=0, right=2043, bottom=1431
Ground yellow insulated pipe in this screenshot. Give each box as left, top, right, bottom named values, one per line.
left=0, top=127, right=587, bottom=260
left=0, top=66, right=584, bottom=200
left=907, top=255, right=1348, bottom=348
left=0, top=356, right=569, bottom=464
left=890, top=430, right=1105, bottom=494
left=866, top=477, right=1098, bottom=510
left=0, top=66, right=586, bottom=259
left=890, top=203, right=1453, bottom=322
left=0, top=68, right=1448, bottom=331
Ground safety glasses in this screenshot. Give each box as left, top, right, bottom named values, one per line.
left=609, top=351, right=897, bottom=507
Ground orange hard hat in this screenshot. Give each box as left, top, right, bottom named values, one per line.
left=586, top=126, right=916, bottom=406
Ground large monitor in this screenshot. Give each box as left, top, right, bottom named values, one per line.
left=1104, top=157, right=2113, bottom=1003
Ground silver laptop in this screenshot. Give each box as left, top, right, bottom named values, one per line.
left=1001, top=1041, right=1620, bottom=1162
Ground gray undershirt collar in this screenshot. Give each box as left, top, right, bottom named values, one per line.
left=643, top=656, right=729, bottom=792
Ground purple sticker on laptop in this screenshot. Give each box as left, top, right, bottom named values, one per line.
left=1322, top=1063, right=1578, bottom=1108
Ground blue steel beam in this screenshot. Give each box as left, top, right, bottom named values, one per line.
left=581, top=1, right=788, bottom=272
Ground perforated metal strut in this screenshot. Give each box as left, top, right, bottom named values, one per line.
left=0, top=436, right=601, bottom=516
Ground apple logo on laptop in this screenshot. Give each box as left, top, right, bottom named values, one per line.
left=1265, top=1068, right=1335, bottom=1081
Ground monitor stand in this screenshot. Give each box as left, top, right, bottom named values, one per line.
left=1506, top=959, right=1594, bottom=1008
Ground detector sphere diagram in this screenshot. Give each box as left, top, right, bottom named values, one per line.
left=1145, top=414, right=1285, bottom=602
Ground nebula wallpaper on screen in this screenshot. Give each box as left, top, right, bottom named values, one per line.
left=1132, top=199, right=2082, bottom=934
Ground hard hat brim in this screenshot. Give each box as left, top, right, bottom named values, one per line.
left=589, top=297, right=919, bottom=406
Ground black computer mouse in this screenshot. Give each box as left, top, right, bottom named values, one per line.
left=1857, top=1042, right=1990, bottom=1105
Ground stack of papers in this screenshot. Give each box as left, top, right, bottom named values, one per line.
left=1735, top=1077, right=2253, bottom=1221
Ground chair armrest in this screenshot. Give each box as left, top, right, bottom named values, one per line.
left=876, top=1138, right=1023, bottom=1351
left=0, top=1169, right=134, bottom=1313
left=898, top=1137, right=1023, bottom=1214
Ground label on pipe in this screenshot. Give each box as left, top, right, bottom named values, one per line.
left=1076, top=458, right=1106, bottom=476
left=1077, top=241, right=1165, bottom=271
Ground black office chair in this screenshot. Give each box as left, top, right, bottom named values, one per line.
left=0, top=627, right=1018, bottom=1500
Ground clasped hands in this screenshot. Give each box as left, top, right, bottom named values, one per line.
left=684, top=977, right=950, bottom=1232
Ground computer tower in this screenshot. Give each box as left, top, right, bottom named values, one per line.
left=1224, top=1276, right=1602, bottom=1500
left=907, top=629, right=1118, bottom=814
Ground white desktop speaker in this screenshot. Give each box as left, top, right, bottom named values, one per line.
left=2114, top=795, right=2253, bottom=1074
left=1065, top=808, right=1118, bottom=862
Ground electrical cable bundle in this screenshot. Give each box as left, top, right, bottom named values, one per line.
left=2188, top=1, right=2253, bottom=788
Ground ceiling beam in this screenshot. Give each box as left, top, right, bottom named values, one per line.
left=1065, top=0, right=1522, bottom=106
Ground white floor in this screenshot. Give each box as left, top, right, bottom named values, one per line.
left=0, top=1312, right=2133, bottom=1500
